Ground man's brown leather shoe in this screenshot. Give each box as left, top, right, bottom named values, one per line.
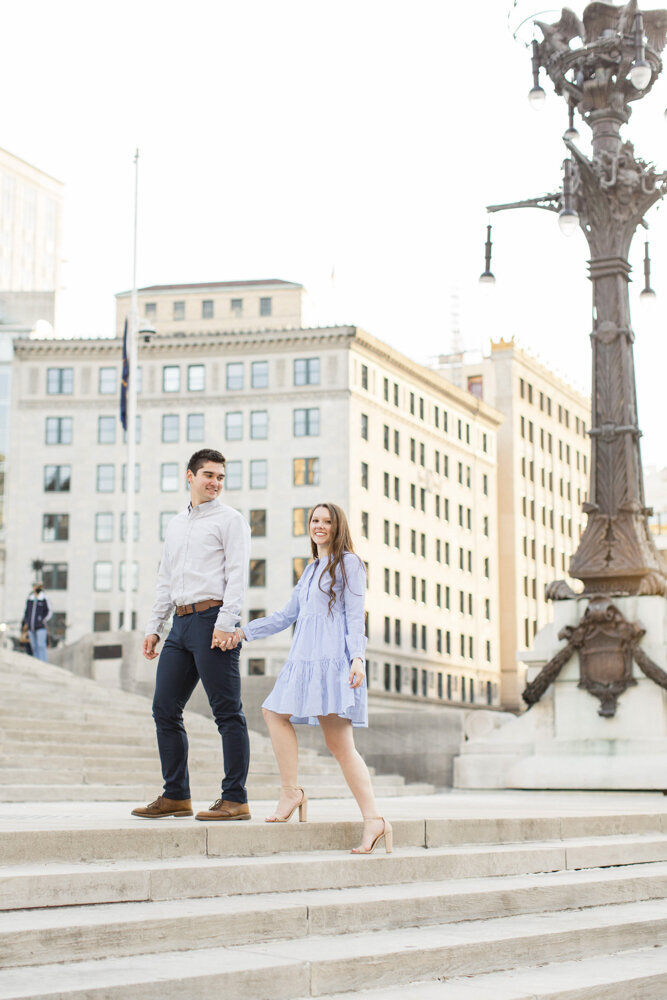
left=131, top=795, right=193, bottom=819
left=195, top=799, right=251, bottom=821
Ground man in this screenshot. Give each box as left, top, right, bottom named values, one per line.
left=22, top=582, right=52, bottom=662
left=132, top=449, right=252, bottom=821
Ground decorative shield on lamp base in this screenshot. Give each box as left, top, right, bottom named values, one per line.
left=577, top=598, right=640, bottom=717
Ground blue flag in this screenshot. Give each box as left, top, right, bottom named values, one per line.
left=120, top=318, right=129, bottom=431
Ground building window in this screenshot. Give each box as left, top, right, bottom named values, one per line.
left=119, top=561, right=139, bottom=592
left=250, top=410, right=268, bottom=439
left=121, top=463, right=140, bottom=493
left=248, top=659, right=265, bottom=675
left=96, top=464, right=115, bottom=492
left=162, top=366, right=180, bottom=392
left=250, top=559, right=266, bottom=585
left=294, top=408, right=320, bottom=437
left=42, top=513, right=69, bottom=541
left=293, top=458, right=319, bottom=486
left=118, top=610, right=138, bottom=630
left=250, top=459, right=267, bottom=489
left=293, top=507, right=310, bottom=535
left=259, top=297, right=272, bottom=316
left=362, top=414, right=370, bottom=441
left=226, top=362, right=244, bottom=390
left=47, top=367, right=73, bottom=395
left=97, top=416, right=116, bottom=445
left=45, top=417, right=72, bottom=445
left=144, top=302, right=156, bottom=317
left=361, top=462, right=369, bottom=489
left=160, top=511, right=176, bottom=540
left=161, top=463, right=179, bottom=492
left=99, top=368, right=117, bottom=394
left=94, top=562, right=113, bottom=591
left=120, top=512, right=139, bottom=542
left=361, top=511, right=369, bottom=538
left=251, top=360, right=269, bottom=388
left=95, top=512, right=114, bottom=542
left=294, top=358, right=320, bottom=385
left=225, top=461, right=242, bottom=490
left=225, top=412, right=243, bottom=440
left=93, top=611, right=111, bottom=632
left=202, top=300, right=214, bottom=319
left=394, top=619, right=401, bottom=646
left=188, top=365, right=205, bottom=391
left=394, top=524, right=400, bottom=549
left=361, top=364, right=369, bottom=390
left=250, top=509, right=266, bottom=536
left=231, top=298, right=243, bottom=316
left=293, top=556, right=309, bottom=584
left=42, top=562, right=68, bottom=590
left=44, top=465, right=71, bottom=492
left=187, top=413, right=204, bottom=441
left=173, top=301, right=185, bottom=320
left=162, top=414, right=179, bottom=443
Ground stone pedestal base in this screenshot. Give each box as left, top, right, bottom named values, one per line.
left=454, top=595, right=667, bottom=790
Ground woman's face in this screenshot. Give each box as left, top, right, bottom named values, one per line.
left=310, top=506, right=334, bottom=549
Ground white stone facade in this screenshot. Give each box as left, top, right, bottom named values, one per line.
left=7, top=323, right=503, bottom=710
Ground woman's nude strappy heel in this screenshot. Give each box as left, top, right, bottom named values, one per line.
left=351, top=817, right=393, bottom=854
left=265, top=785, right=308, bottom=823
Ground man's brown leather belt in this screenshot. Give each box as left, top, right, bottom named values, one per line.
left=175, top=599, right=223, bottom=617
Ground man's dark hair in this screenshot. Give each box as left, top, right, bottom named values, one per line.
left=187, top=449, right=226, bottom=475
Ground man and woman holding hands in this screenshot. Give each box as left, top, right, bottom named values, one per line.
left=132, top=449, right=391, bottom=856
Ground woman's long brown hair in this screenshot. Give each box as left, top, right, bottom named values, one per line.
left=308, top=503, right=361, bottom=614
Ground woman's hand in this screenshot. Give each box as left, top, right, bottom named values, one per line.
left=349, top=657, right=365, bottom=689
left=235, top=627, right=246, bottom=643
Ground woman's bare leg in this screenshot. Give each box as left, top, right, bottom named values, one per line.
left=318, top=714, right=384, bottom=849
left=262, top=707, right=303, bottom=819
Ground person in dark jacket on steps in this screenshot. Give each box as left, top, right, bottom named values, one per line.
left=22, top=582, right=52, bottom=662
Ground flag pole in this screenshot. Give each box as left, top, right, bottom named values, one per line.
left=122, top=149, right=139, bottom=632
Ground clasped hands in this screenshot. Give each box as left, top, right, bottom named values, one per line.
left=210, top=627, right=245, bottom=651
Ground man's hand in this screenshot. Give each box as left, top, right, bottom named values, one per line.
left=211, top=629, right=240, bottom=651
left=143, top=634, right=160, bottom=660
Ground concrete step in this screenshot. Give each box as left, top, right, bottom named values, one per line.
left=2, top=863, right=667, bottom=968
left=0, top=899, right=665, bottom=999
left=311, top=945, right=667, bottom=999
left=4, top=833, right=667, bottom=908
left=0, top=780, right=418, bottom=802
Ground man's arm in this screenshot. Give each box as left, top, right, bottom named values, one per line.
left=145, top=542, right=174, bottom=640
left=214, top=514, right=251, bottom=633
left=42, top=595, right=53, bottom=624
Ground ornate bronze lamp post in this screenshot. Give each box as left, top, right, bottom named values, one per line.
left=486, top=2, right=667, bottom=713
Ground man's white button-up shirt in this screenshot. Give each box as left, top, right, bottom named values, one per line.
left=145, top=498, right=251, bottom=637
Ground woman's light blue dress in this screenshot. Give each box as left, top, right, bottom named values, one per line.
left=242, top=552, right=368, bottom=727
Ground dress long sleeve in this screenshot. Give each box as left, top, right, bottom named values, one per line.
left=243, top=565, right=312, bottom=642
left=343, top=554, right=368, bottom=663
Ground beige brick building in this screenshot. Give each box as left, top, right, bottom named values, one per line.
left=434, top=339, right=591, bottom=709
left=115, top=278, right=303, bottom=338
left=7, top=322, right=503, bottom=709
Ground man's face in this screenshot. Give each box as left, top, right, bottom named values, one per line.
left=187, top=461, right=225, bottom=505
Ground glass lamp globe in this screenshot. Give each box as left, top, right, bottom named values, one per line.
left=640, top=286, right=657, bottom=306
left=528, top=86, right=546, bottom=109
left=563, top=126, right=579, bottom=143
left=630, top=61, right=652, bottom=90
left=479, top=271, right=496, bottom=286
left=558, top=209, right=579, bottom=236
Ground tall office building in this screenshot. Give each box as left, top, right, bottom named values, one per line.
left=0, top=146, right=63, bottom=331
left=7, top=311, right=503, bottom=709
left=434, top=338, right=591, bottom=709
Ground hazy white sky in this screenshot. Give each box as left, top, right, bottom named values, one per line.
left=2, top=0, right=665, bottom=464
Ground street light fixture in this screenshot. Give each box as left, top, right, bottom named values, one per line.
left=639, top=240, right=657, bottom=304
left=484, top=1, right=667, bottom=605
left=528, top=39, right=546, bottom=108
left=478, top=224, right=496, bottom=285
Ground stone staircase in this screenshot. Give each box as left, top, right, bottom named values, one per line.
left=2, top=652, right=667, bottom=998
left=0, top=652, right=433, bottom=802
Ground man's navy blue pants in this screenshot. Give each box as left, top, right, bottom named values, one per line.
left=152, top=606, right=249, bottom=803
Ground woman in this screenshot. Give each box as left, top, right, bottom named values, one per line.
left=236, top=503, right=391, bottom=854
